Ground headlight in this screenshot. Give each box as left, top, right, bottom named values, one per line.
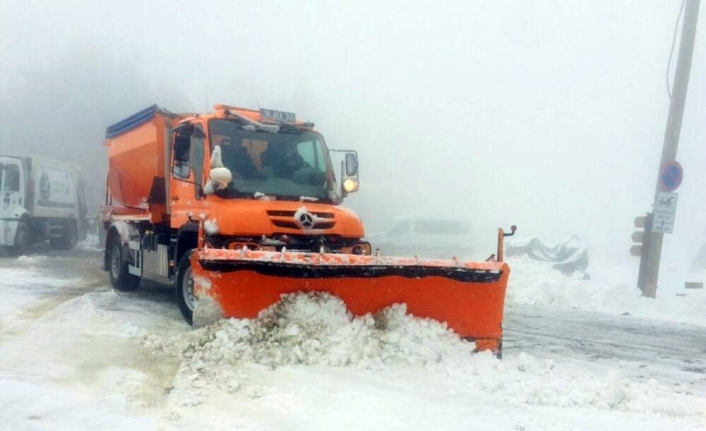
left=343, top=178, right=359, bottom=193
left=351, top=242, right=371, bottom=255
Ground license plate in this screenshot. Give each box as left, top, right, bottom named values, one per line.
left=260, top=109, right=296, bottom=123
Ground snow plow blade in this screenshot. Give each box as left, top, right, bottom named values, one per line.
left=190, top=248, right=510, bottom=353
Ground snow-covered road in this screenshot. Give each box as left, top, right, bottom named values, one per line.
left=506, top=305, right=706, bottom=401
left=1, top=242, right=704, bottom=431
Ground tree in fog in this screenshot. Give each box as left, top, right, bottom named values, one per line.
left=0, top=43, right=188, bottom=214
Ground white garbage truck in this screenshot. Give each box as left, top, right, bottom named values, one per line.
left=0, top=154, right=89, bottom=255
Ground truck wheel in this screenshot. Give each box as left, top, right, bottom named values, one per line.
left=176, top=251, right=195, bottom=326
left=108, top=238, right=140, bottom=291
left=8, top=221, right=31, bottom=256
left=50, top=222, right=78, bottom=250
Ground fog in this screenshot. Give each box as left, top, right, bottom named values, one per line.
left=1, top=1, right=704, bottom=272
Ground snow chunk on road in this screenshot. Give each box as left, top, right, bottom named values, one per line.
left=147, top=292, right=475, bottom=369
left=16, top=255, right=49, bottom=265
left=76, top=233, right=102, bottom=251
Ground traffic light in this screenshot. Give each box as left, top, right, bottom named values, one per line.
left=631, top=213, right=653, bottom=288
left=631, top=215, right=649, bottom=256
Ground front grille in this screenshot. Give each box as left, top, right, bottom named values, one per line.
left=266, top=210, right=334, bottom=219
left=271, top=220, right=298, bottom=229
left=267, top=210, right=336, bottom=231
left=271, top=220, right=337, bottom=229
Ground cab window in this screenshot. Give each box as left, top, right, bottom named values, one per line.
left=4, top=165, right=20, bottom=192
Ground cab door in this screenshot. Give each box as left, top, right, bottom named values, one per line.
left=169, top=123, right=209, bottom=228
left=0, top=158, right=24, bottom=219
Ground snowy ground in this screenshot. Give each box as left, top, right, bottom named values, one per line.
left=0, top=241, right=704, bottom=430
left=506, top=255, right=706, bottom=327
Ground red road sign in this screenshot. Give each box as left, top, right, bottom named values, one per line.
left=659, top=160, right=684, bottom=192
left=630, top=245, right=642, bottom=256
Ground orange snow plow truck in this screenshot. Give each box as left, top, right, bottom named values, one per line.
left=102, top=104, right=513, bottom=355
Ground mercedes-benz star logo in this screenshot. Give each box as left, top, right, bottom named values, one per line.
left=297, top=212, right=315, bottom=229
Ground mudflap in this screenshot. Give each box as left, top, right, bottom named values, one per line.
left=190, top=248, right=510, bottom=353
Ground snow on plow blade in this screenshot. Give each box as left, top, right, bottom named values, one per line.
left=190, top=248, right=510, bottom=353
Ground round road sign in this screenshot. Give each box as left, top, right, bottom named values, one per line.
left=659, top=160, right=683, bottom=192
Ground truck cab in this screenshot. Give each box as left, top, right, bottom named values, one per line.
left=165, top=106, right=364, bottom=253
left=0, top=157, right=26, bottom=252
left=104, top=105, right=366, bottom=296
left=0, top=155, right=88, bottom=254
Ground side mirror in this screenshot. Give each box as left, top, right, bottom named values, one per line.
left=345, top=152, right=358, bottom=177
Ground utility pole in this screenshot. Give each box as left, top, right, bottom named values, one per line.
left=640, top=0, right=701, bottom=298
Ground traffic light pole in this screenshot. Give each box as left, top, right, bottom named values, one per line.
left=641, top=0, right=701, bottom=298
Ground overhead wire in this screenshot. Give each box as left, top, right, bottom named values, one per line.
left=666, top=0, right=686, bottom=100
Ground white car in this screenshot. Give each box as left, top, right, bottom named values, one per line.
left=367, top=216, right=475, bottom=259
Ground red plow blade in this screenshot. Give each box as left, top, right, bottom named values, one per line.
left=191, top=248, right=510, bottom=353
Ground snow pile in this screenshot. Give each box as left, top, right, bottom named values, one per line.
left=142, top=293, right=706, bottom=423
left=147, top=292, right=475, bottom=369
left=507, top=256, right=706, bottom=326
left=76, top=234, right=102, bottom=251
left=144, top=292, right=477, bottom=407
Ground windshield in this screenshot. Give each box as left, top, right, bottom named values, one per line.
left=209, top=119, right=333, bottom=201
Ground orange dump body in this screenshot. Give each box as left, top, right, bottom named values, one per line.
left=191, top=248, right=509, bottom=352
left=104, top=106, right=182, bottom=221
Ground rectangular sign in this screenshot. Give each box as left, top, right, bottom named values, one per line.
left=651, top=211, right=675, bottom=234
left=654, top=192, right=678, bottom=214
left=260, top=109, right=296, bottom=123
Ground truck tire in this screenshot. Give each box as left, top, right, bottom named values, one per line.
left=176, top=251, right=195, bottom=326
left=50, top=222, right=78, bottom=250
left=8, top=221, right=31, bottom=256
left=107, top=238, right=140, bottom=291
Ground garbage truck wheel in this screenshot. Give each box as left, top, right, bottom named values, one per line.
left=108, top=238, right=140, bottom=292
left=8, top=221, right=32, bottom=256
left=50, top=222, right=78, bottom=250
left=176, top=252, right=195, bottom=326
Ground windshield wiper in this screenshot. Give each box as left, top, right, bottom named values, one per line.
left=260, top=193, right=331, bottom=204
left=218, top=189, right=329, bottom=203
left=254, top=192, right=276, bottom=200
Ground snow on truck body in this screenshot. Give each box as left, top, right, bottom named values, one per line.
left=102, top=104, right=510, bottom=355
left=0, top=154, right=88, bottom=254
